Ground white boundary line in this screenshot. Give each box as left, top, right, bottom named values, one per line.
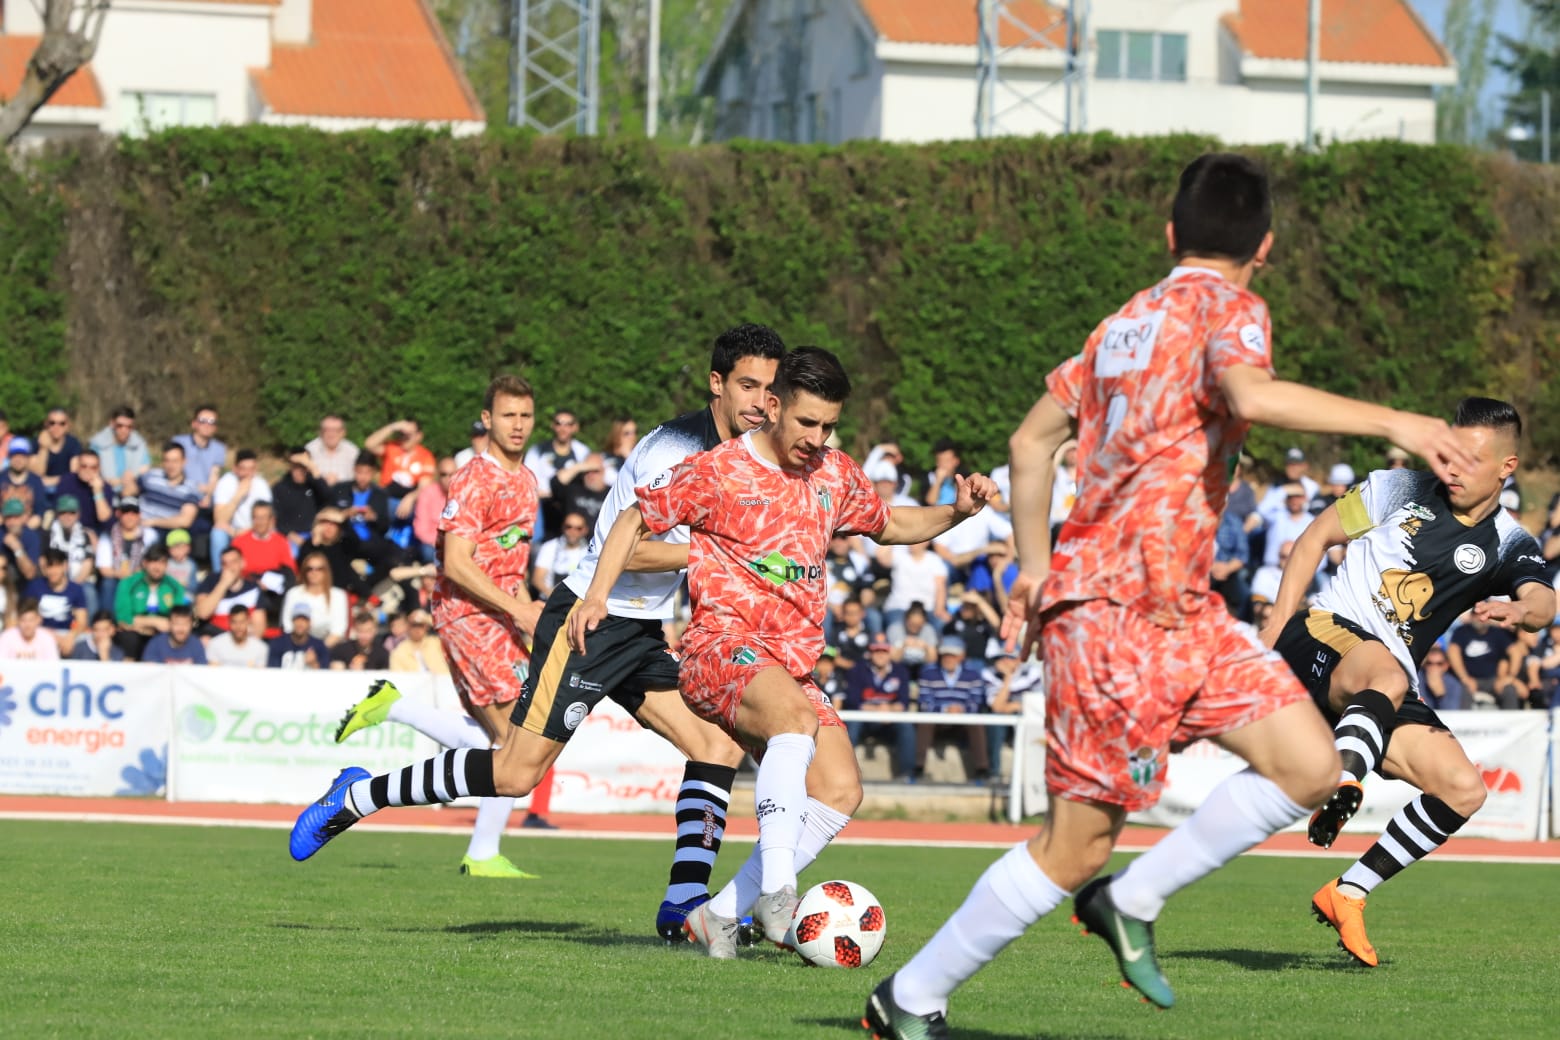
left=4, top=810, right=1559, bottom=865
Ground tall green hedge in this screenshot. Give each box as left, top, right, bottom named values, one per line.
left=9, top=129, right=1556, bottom=474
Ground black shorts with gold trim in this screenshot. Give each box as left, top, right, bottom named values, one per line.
left=508, top=583, right=681, bottom=742
left=1274, top=608, right=1446, bottom=731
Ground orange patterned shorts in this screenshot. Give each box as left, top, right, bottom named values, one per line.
left=438, top=612, right=531, bottom=710
left=1042, top=599, right=1309, bottom=812
left=677, top=633, right=843, bottom=752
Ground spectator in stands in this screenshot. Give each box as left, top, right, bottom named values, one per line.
left=1524, top=622, right=1560, bottom=710
left=206, top=603, right=269, bottom=668
left=269, top=603, right=328, bottom=669
left=281, top=550, right=349, bottom=647
left=526, top=408, right=590, bottom=532
left=1258, top=447, right=1321, bottom=528
left=932, top=505, right=1006, bottom=592
left=29, top=407, right=81, bottom=492
left=883, top=540, right=947, bottom=634
left=829, top=597, right=873, bottom=671
left=194, top=546, right=263, bottom=635
left=0, top=552, right=16, bottom=630
left=891, top=602, right=937, bottom=672
left=47, top=495, right=98, bottom=614
left=388, top=608, right=448, bottom=673
left=826, top=532, right=883, bottom=638
left=411, top=457, right=456, bottom=564
left=1, top=498, right=41, bottom=584
left=297, top=506, right=363, bottom=596
left=69, top=610, right=124, bottom=662
left=842, top=636, right=916, bottom=783
left=173, top=404, right=227, bottom=510
left=1417, top=645, right=1467, bottom=712
left=137, top=442, right=201, bottom=542
left=329, top=452, right=398, bottom=581
left=163, top=530, right=200, bottom=599
left=1048, top=439, right=1078, bottom=542
left=1261, top=483, right=1314, bottom=568
left=551, top=452, right=609, bottom=530
left=306, top=414, right=359, bottom=486
left=1251, top=538, right=1315, bottom=609
left=366, top=418, right=436, bottom=495
left=211, top=449, right=271, bottom=567
left=113, top=543, right=189, bottom=660
left=3, top=438, right=47, bottom=525
left=982, top=647, right=1045, bottom=778
left=1384, top=446, right=1413, bottom=470
left=232, top=501, right=295, bottom=581
left=1310, top=462, right=1356, bottom=516
left=922, top=438, right=967, bottom=507
left=1448, top=613, right=1527, bottom=709
left=813, top=646, right=847, bottom=710
left=273, top=447, right=328, bottom=552
left=95, top=497, right=150, bottom=615
left=600, top=415, right=637, bottom=485
left=914, top=638, right=991, bottom=783
left=54, top=450, right=114, bottom=537
left=24, top=547, right=87, bottom=656
left=142, top=604, right=207, bottom=665
left=532, top=511, right=591, bottom=600
left=454, top=420, right=488, bottom=469
left=89, top=406, right=151, bottom=494
left=0, top=599, right=58, bottom=660
left=1212, top=503, right=1251, bottom=620
left=943, top=591, right=1000, bottom=664
left=330, top=609, right=391, bottom=671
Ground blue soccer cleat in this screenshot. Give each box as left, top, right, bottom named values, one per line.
left=289, top=766, right=371, bottom=862
left=656, top=893, right=711, bottom=943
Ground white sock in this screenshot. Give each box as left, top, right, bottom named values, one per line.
left=1110, top=767, right=1305, bottom=922
left=465, top=796, right=516, bottom=861
left=754, top=733, right=814, bottom=894
left=709, top=797, right=852, bottom=919
left=893, top=844, right=1067, bottom=1016
left=386, top=699, right=489, bottom=749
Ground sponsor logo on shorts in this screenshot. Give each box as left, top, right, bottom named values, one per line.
left=495, top=524, right=531, bottom=550
left=563, top=701, right=589, bottom=731
left=1453, top=544, right=1486, bottom=574
left=566, top=672, right=603, bottom=693
left=749, top=550, right=822, bottom=587
left=440, top=500, right=459, bottom=520
left=756, top=797, right=781, bottom=820
left=1127, top=746, right=1160, bottom=788
left=731, top=646, right=758, bottom=666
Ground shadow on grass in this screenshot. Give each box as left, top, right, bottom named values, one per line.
left=1169, top=947, right=1352, bottom=971
left=796, top=1016, right=1131, bottom=1039
left=272, top=922, right=363, bottom=931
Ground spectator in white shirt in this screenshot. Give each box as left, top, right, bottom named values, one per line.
left=306, top=414, right=359, bottom=486
left=206, top=604, right=269, bottom=667
left=211, top=450, right=272, bottom=568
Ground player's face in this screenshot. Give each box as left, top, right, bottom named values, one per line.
left=766, top=390, right=841, bottom=469
left=484, top=394, right=535, bottom=461
left=710, top=356, right=779, bottom=439
left=1442, top=425, right=1517, bottom=513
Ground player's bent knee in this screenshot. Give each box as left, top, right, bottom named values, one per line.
left=1439, top=765, right=1488, bottom=817
left=810, top=773, right=863, bottom=816
left=491, top=748, right=547, bottom=798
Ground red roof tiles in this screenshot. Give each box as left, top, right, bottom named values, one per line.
left=0, top=35, right=104, bottom=109
left=1222, top=0, right=1451, bottom=68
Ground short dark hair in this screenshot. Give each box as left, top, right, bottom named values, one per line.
left=1170, top=153, right=1272, bottom=264
left=41, top=548, right=68, bottom=567
left=228, top=604, right=251, bottom=618
left=111, top=406, right=135, bottom=421
left=287, top=445, right=308, bottom=457
left=162, top=441, right=185, bottom=457
left=221, top=545, right=243, bottom=560
left=773, top=345, right=851, bottom=405
left=91, top=609, right=115, bottom=625
left=170, top=604, right=194, bottom=621
left=144, top=544, right=170, bottom=562
left=17, top=597, right=40, bottom=616
left=235, top=449, right=257, bottom=464
left=77, top=448, right=98, bottom=462
left=711, top=323, right=787, bottom=378
left=485, top=374, right=535, bottom=412
left=192, top=404, right=217, bottom=418
left=355, top=451, right=379, bottom=469
left=250, top=500, right=273, bottom=514
left=352, top=609, right=377, bottom=626
left=1453, top=396, right=1522, bottom=441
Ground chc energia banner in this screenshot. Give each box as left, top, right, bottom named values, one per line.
left=0, top=660, right=172, bottom=797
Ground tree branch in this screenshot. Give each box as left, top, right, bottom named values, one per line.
left=0, top=1, right=112, bottom=146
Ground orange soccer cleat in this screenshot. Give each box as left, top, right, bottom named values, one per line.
left=1311, top=878, right=1379, bottom=967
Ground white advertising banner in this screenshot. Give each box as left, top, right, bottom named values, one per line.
left=169, top=669, right=439, bottom=804
left=1132, top=711, right=1551, bottom=841
left=547, top=697, right=688, bottom=814
left=0, top=661, right=172, bottom=796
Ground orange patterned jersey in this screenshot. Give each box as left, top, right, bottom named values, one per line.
left=433, top=453, right=538, bottom=627
left=636, top=432, right=891, bottom=677
left=1042, top=266, right=1274, bottom=628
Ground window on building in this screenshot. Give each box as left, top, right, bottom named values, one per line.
left=119, top=91, right=218, bottom=135
left=853, top=25, right=872, bottom=78
left=1095, top=30, right=1188, bottom=82
left=771, top=100, right=794, bottom=142
left=802, top=94, right=819, bottom=144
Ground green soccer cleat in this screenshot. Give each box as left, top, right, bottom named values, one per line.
left=1072, top=877, right=1175, bottom=1009
left=862, top=976, right=950, bottom=1040
left=459, top=854, right=540, bottom=879
left=334, top=679, right=403, bottom=743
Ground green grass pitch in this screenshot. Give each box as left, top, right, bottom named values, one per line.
left=3, top=820, right=1555, bottom=1038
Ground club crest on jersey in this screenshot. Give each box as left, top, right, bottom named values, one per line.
left=1127, top=746, right=1161, bottom=788
left=495, top=524, right=531, bottom=549
left=815, top=486, right=833, bottom=513
left=1454, top=544, right=1486, bottom=574
left=750, top=550, right=822, bottom=586
left=731, top=645, right=759, bottom=666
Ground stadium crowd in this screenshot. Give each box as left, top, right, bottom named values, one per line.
left=0, top=400, right=1554, bottom=770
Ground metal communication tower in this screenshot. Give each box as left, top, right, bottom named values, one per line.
left=510, top=0, right=602, bottom=135
left=975, top=0, right=1089, bottom=138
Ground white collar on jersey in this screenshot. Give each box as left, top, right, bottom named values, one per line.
left=741, top=431, right=784, bottom=473
left=477, top=451, right=527, bottom=475
left=1166, top=265, right=1227, bottom=282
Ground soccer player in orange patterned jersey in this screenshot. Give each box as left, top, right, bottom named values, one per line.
left=570, top=347, right=998, bottom=953
left=865, top=154, right=1479, bottom=1037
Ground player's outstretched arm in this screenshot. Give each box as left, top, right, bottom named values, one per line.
left=877, top=473, right=999, bottom=546
left=1260, top=505, right=1347, bottom=648
left=1474, top=583, right=1557, bottom=633
left=443, top=532, right=540, bottom=637
left=1220, top=365, right=1476, bottom=483
left=567, top=506, right=647, bottom=653
left=624, top=539, right=690, bottom=574
left=1001, top=393, right=1074, bottom=656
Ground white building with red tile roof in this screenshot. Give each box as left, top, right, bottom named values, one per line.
left=698, top=0, right=1455, bottom=146
left=0, top=0, right=483, bottom=143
